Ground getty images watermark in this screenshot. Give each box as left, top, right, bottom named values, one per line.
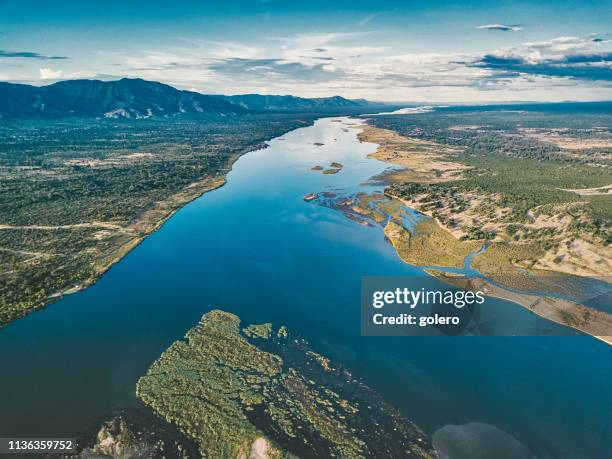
left=360, top=276, right=609, bottom=337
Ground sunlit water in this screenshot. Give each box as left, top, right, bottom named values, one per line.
left=0, top=118, right=610, bottom=457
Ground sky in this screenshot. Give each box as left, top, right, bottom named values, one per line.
left=1, top=0, right=611, bottom=102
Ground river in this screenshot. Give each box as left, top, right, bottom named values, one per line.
left=0, top=117, right=610, bottom=457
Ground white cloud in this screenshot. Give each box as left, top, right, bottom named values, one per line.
left=39, top=68, right=63, bottom=79
left=199, top=41, right=264, bottom=59
left=491, top=36, right=612, bottom=63
left=485, top=35, right=612, bottom=66
left=66, top=32, right=611, bottom=102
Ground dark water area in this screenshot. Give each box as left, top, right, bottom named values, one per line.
left=0, top=118, right=610, bottom=458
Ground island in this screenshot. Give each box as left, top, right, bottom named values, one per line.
left=135, top=310, right=433, bottom=458
left=311, top=162, right=344, bottom=175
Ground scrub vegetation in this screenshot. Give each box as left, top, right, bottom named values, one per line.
left=365, top=108, right=612, bottom=280
left=0, top=115, right=316, bottom=326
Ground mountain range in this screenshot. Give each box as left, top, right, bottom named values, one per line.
left=0, top=78, right=369, bottom=119
left=218, top=94, right=368, bottom=111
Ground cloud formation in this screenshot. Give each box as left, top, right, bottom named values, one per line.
left=470, top=36, right=612, bottom=81
left=0, top=50, right=67, bottom=60
left=208, top=57, right=343, bottom=83
left=55, top=31, right=610, bottom=102
left=476, top=24, right=523, bottom=32
left=39, top=68, right=63, bottom=79
left=473, top=53, right=612, bottom=80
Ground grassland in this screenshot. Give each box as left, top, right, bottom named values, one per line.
left=384, top=219, right=481, bottom=268
left=0, top=115, right=316, bottom=326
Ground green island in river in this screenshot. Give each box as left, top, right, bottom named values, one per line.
left=134, top=310, right=433, bottom=458
left=67, top=309, right=433, bottom=458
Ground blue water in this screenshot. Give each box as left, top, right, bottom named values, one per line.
left=0, top=118, right=610, bottom=458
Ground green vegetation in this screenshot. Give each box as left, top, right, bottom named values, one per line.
left=136, top=310, right=432, bottom=459
left=369, top=109, right=611, bottom=281
left=312, top=162, right=344, bottom=174
left=0, top=115, right=317, bottom=326
left=372, top=110, right=611, bottom=225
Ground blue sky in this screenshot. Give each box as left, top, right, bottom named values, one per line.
left=1, top=0, right=611, bottom=101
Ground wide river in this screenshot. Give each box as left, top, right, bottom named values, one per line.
left=0, top=118, right=610, bottom=457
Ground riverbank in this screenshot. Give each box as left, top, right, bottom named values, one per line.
left=1, top=165, right=229, bottom=328
left=357, top=121, right=612, bottom=343
left=50, top=175, right=229, bottom=305
left=426, top=269, right=612, bottom=345
left=0, top=116, right=316, bottom=328
left=358, top=124, right=467, bottom=184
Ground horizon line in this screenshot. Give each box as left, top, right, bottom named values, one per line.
left=3, top=77, right=612, bottom=106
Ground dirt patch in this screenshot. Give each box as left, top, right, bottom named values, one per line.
left=249, top=437, right=270, bottom=459
left=518, top=128, right=612, bottom=150
left=535, top=238, right=612, bottom=278
left=558, top=184, right=612, bottom=196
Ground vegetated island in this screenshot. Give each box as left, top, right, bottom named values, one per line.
left=135, top=309, right=433, bottom=458
left=350, top=107, right=611, bottom=343
left=311, top=162, right=344, bottom=174
left=0, top=114, right=318, bottom=327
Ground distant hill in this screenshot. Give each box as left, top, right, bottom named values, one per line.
left=217, top=94, right=369, bottom=111
left=0, top=78, right=248, bottom=119
left=0, top=78, right=374, bottom=119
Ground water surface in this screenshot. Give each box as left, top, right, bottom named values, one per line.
left=0, top=118, right=610, bottom=458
